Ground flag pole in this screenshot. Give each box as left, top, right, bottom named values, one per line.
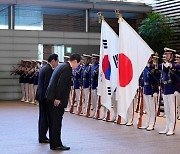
left=115, top=9, right=123, bottom=23
left=114, top=9, right=123, bottom=125
left=95, top=11, right=106, bottom=121
left=97, top=12, right=112, bottom=122
left=97, top=12, right=104, bottom=23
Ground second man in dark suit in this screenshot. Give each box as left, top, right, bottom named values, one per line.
left=46, top=53, right=81, bottom=151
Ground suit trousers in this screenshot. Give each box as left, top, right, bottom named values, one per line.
left=47, top=100, right=64, bottom=149
left=38, top=99, right=48, bottom=140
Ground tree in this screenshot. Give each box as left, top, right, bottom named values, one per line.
left=138, top=12, right=174, bottom=56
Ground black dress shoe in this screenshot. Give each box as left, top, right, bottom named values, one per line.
left=52, top=145, right=70, bottom=151
left=39, top=139, right=50, bottom=143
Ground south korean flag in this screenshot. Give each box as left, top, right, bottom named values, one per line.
left=97, top=19, right=119, bottom=110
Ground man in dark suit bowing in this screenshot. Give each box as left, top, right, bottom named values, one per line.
left=36, top=54, right=59, bottom=143
left=46, top=53, right=81, bottom=151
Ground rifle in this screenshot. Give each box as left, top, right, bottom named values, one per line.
left=86, top=88, right=92, bottom=117
left=105, top=110, right=110, bottom=122
left=157, top=64, right=164, bottom=116
left=77, top=87, right=83, bottom=115
left=10, top=66, right=19, bottom=76
left=29, top=68, right=40, bottom=78
left=137, top=88, right=144, bottom=128
left=70, top=88, right=76, bottom=113
left=157, top=86, right=162, bottom=116
left=136, top=87, right=142, bottom=113
left=116, top=115, right=121, bottom=124
left=95, top=96, right=101, bottom=119
left=10, top=70, right=17, bottom=76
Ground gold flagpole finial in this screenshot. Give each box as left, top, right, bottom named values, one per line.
left=97, top=12, right=104, bottom=23
left=115, top=9, right=123, bottom=23
left=155, top=52, right=159, bottom=58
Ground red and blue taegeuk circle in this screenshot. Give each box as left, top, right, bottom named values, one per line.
left=102, top=55, right=111, bottom=80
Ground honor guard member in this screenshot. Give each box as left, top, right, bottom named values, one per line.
left=152, top=53, right=161, bottom=113
left=10, top=60, right=26, bottom=102
left=137, top=72, right=144, bottom=110
left=81, top=54, right=91, bottom=115
left=174, top=53, right=180, bottom=120
left=161, top=54, right=167, bottom=118
left=73, top=62, right=83, bottom=114
left=16, top=60, right=26, bottom=102
left=20, top=60, right=27, bottom=102
left=64, top=56, right=70, bottom=62
left=28, top=60, right=36, bottom=104
left=33, top=60, right=42, bottom=104
left=24, top=60, right=31, bottom=103
left=42, top=60, right=48, bottom=66
left=141, top=55, right=157, bottom=131
left=90, top=54, right=99, bottom=117
left=34, top=60, right=42, bottom=88
left=159, top=47, right=177, bottom=136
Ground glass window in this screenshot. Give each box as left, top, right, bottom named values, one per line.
left=14, top=6, right=85, bottom=32
left=89, top=10, right=101, bottom=33
left=38, top=44, right=44, bottom=61
left=89, top=10, right=118, bottom=33
left=15, top=5, right=43, bottom=30
left=54, top=45, right=64, bottom=62
left=43, top=8, right=85, bottom=32
left=0, top=5, right=9, bottom=29
left=89, top=10, right=140, bottom=33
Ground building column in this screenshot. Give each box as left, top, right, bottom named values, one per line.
left=8, top=4, right=15, bottom=30
left=85, top=9, right=89, bottom=32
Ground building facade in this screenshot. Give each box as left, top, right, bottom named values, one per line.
left=0, top=0, right=151, bottom=100
left=153, top=0, right=180, bottom=51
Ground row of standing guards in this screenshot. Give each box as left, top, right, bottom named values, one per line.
left=11, top=59, right=48, bottom=104
left=66, top=48, right=179, bottom=136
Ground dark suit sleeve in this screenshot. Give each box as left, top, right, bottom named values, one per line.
left=43, top=68, right=53, bottom=96
left=55, top=66, right=72, bottom=108
left=36, top=67, right=45, bottom=101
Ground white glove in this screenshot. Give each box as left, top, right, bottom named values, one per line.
left=174, top=91, right=179, bottom=96
left=153, top=93, right=158, bottom=97
left=146, top=63, right=150, bottom=67
left=166, top=62, right=172, bottom=68
left=164, top=63, right=168, bottom=68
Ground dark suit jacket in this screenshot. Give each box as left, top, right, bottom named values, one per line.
left=36, top=64, right=53, bottom=101
left=45, top=62, right=72, bottom=108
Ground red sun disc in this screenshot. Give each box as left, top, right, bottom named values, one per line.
left=118, top=53, right=133, bottom=87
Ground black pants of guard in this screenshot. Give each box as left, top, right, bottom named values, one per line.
left=47, top=100, right=64, bottom=149
left=38, top=99, right=48, bottom=141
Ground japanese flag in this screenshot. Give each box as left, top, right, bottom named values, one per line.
left=116, top=18, right=153, bottom=118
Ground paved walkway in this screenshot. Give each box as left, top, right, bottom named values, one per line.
left=0, top=101, right=180, bottom=154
